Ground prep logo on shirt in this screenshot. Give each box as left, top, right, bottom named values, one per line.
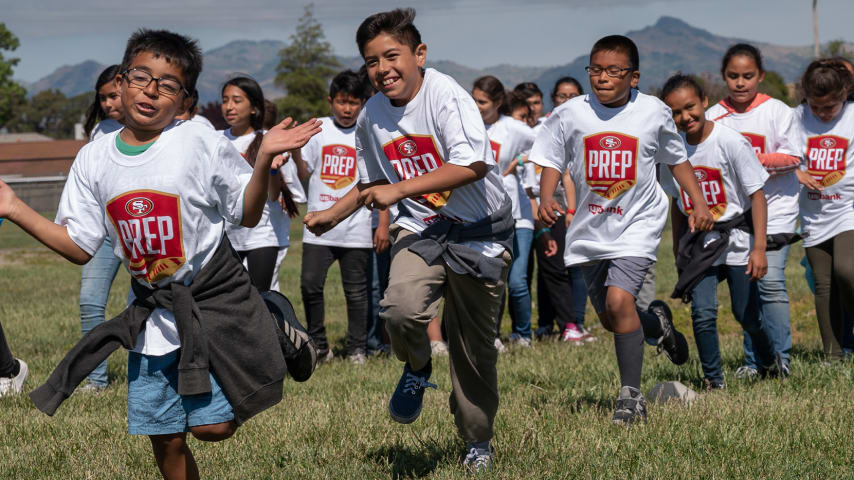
left=679, top=166, right=728, bottom=220
left=320, top=143, right=357, bottom=190
left=106, top=190, right=186, bottom=284
left=489, top=140, right=501, bottom=165
left=382, top=134, right=450, bottom=210
left=807, top=135, right=848, bottom=187
left=741, top=132, right=766, bottom=155
left=583, top=132, right=638, bottom=199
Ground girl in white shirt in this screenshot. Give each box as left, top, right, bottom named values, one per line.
left=707, top=44, right=800, bottom=377
left=85, top=65, right=124, bottom=141
left=220, top=77, right=298, bottom=291
left=792, top=60, right=854, bottom=361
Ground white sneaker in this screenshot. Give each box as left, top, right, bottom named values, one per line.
left=0, top=359, right=27, bottom=397
left=561, top=323, right=586, bottom=344
left=463, top=443, right=494, bottom=473
left=493, top=338, right=506, bottom=353
left=430, top=340, right=449, bottom=356
left=348, top=352, right=367, bottom=365
left=507, top=333, right=532, bottom=348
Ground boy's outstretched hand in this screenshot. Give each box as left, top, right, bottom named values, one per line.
left=0, top=179, right=19, bottom=220
left=537, top=197, right=565, bottom=227
left=304, top=210, right=338, bottom=236
left=259, top=118, right=323, bottom=158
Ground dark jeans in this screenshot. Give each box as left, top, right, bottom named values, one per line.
left=301, top=243, right=370, bottom=355
left=690, top=264, right=775, bottom=382
left=0, top=320, right=16, bottom=377
left=237, top=246, right=279, bottom=291
left=535, top=216, right=576, bottom=333
left=367, top=236, right=391, bottom=352
left=805, top=230, right=854, bottom=360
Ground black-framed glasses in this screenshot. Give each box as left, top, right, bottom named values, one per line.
left=585, top=65, right=633, bottom=78
left=122, top=68, right=188, bottom=96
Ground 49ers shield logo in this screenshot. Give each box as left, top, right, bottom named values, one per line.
left=741, top=132, right=766, bottom=155
left=383, top=134, right=450, bottom=210
left=584, top=132, right=638, bottom=199
left=489, top=140, right=501, bottom=166
left=807, top=134, right=848, bottom=187
left=106, top=190, right=186, bottom=284
left=680, top=166, right=728, bottom=220
left=320, top=143, right=357, bottom=190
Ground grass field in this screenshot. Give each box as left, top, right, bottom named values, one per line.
left=0, top=212, right=852, bottom=479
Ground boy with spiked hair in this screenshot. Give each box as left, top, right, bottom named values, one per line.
left=532, top=35, right=715, bottom=424
left=306, top=8, right=511, bottom=472
left=0, top=29, right=321, bottom=479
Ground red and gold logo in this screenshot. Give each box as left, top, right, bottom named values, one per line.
left=489, top=140, right=502, bottom=166
left=583, top=131, right=638, bottom=199
left=106, top=190, right=186, bottom=284
left=382, top=134, right=450, bottom=209
left=319, top=143, right=357, bottom=190
left=680, top=166, right=728, bottom=220
left=806, top=134, right=848, bottom=187
left=741, top=132, right=766, bottom=155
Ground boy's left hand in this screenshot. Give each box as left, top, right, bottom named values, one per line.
left=373, top=225, right=390, bottom=253
left=360, top=184, right=403, bottom=210
left=259, top=118, right=322, bottom=159
left=688, top=204, right=714, bottom=232
left=745, top=249, right=768, bottom=281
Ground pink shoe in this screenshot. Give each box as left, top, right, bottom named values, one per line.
left=561, top=323, right=585, bottom=344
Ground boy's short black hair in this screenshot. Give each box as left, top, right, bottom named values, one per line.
left=120, top=29, right=203, bottom=94
left=356, top=8, right=422, bottom=57
left=329, top=70, right=367, bottom=100
left=590, top=35, right=640, bottom=71
left=514, top=82, right=543, bottom=100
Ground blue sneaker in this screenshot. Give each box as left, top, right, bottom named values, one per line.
left=388, top=361, right=437, bottom=424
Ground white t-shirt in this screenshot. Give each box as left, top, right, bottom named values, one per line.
left=189, top=114, right=216, bottom=130
left=486, top=115, right=536, bottom=230
left=90, top=119, right=122, bottom=141
left=355, top=68, right=509, bottom=258
left=220, top=128, right=287, bottom=250
left=660, top=123, right=769, bottom=266
left=56, top=120, right=251, bottom=355
left=530, top=90, right=687, bottom=266
left=792, top=102, right=854, bottom=247
left=706, top=98, right=800, bottom=234
left=301, top=117, right=372, bottom=248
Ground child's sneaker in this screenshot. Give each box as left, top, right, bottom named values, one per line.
left=388, top=361, right=436, bottom=424
left=493, top=338, right=506, bottom=353
left=611, top=386, right=647, bottom=425
left=533, top=326, right=553, bottom=340
left=648, top=300, right=689, bottom=365
left=463, top=442, right=494, bottom=473
left=703, top=378, right=726, bottom=390
left=0, top=359, right=27, bottom=397
left=348, top=352, right=367, bottom=365
left=579, top=325, right=596, bottom=342
left=734, top=365, right=759, bottom=380
left=430, top=340, right=449, bottom=356
left=507, top=333, right=532, bottom=348
left=561, top=323, right=586, bottom=344
left=261, top=291, right=317, bottom=382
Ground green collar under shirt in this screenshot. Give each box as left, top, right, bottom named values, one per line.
left=115, top=134, right=156, bottom=156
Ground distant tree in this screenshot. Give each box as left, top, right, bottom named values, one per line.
left=275, top=4, right=340, bottom=121
left=758, top=71, right=792, bottom=105
left=0, top=23, right=27, bottom=127
left=7, top=89, right=89, bottom=138
left=821, top=39, right=852, bottom=60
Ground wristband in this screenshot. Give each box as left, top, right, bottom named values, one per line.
left=518, top=157, right=524, bottom=167
left=270, top=169, right=279, bottom=175
left=535, top=227, right=551, bottom=239
left=567, top=209, right=576, bottom=215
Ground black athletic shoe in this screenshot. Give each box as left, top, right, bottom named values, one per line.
left=648, top=300, right=690, bottom=366
left=261, top=290, right=317, bottom=382
left=611, top=386, right=647, bottom=425
left=388, top=361, right=436, bottom=424
left=703, top=377, right=726, bottom=390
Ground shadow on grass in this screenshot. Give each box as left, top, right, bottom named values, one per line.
left=366, top=439, right=459, bottom=479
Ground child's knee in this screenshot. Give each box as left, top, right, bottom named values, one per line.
left=604, top=289, right=635, bottom=318
left=149, top=433, right=187, bottom=453
left=190, top=421, right=237, bottom=442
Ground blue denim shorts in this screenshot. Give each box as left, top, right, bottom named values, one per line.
left=127, top=350, right=234, bottom=435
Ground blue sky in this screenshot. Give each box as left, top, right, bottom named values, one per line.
left=5, top=0, right=853, bottom=82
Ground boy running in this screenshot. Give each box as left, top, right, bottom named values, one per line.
left=532, top=35, right=714, bottom=424
left=0, top=30, right=320, bottom=479
left=305, top=8, right=511, bottom=472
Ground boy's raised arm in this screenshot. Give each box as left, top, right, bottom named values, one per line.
left=358, top=162, right=486, bottom=211
left=242, top=118, right=322, bottom=227
left=0, top=180, right=92, bottom=265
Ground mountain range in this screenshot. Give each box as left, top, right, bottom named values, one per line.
left=18, top=16, right=850, bottom=107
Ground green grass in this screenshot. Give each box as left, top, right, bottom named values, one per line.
left=0, top=213, right=851, bottom=479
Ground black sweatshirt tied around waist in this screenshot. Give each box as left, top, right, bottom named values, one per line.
left=29, top=236, right=286, bottom=425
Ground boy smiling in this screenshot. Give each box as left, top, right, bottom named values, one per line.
left=305, top=8, right=511, bottom=472
left=532, top=35, right=715, bottom=424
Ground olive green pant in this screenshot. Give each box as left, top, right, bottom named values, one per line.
left=380, top=225, right=510, bottom=444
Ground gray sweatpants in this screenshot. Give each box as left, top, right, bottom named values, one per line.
left=380, top=225, right=511, bottom=444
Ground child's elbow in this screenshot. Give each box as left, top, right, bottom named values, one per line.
left=470, top=162, right=489, bottom=180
